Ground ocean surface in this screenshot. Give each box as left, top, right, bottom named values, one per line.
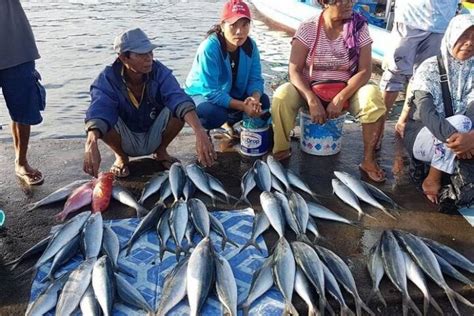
left=0, top=0, right=292, bottom=141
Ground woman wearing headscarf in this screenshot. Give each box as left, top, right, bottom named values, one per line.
left=271, top=0, right=386, bottom=182
left=404, top=14, right=474, bottom=204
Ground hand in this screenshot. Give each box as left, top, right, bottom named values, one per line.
left=83, top=130, right=101, bottom=177
left=395, top=121, right=406, bottom=138
left=242, top=97, right=262, bottom=118
left=446, top=132, right=474, bottom=155
left=195, top=129, right=216, bottom=167
left=457, top=148, right=474, bottom=160
left=326, top=96, right=344, bottom=120
left=308, top=96, right=327, bottom=124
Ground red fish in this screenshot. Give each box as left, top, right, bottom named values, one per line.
left=92, top=172, right=114, bottom=213
left=55, top=181, right=95, bottom=222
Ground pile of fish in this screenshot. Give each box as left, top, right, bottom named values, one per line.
left=241, top=237, right=374, bottom=316
left=332, top=171, right=400, bottom=220
left=367, top=230, right=474, bottom=316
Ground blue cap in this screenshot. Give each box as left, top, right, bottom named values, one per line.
left=113, top=28, right=158, bottom=54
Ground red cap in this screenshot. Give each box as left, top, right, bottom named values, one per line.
left=221, top=0, right=251, bottom=24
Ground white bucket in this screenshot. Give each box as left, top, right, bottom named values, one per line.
left=240, top=125, right=270, bottom=157
left=299, top=109, right=345, bottom=156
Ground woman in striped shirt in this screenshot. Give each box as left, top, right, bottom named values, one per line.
left=271, top=0, right=387, bottom=182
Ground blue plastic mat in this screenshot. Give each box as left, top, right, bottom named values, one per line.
left=29, top=209, right=286, bottom=315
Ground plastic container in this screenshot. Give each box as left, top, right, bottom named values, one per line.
left=299, top=109, right=345, bottom=156
left=240, top=125, right=270, bottom=157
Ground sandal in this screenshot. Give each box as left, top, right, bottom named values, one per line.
left=152, top=154, right=180, bottom=170
left=358, top=164, right=386, bottom=183
left=110, top=164, right=130, bottom=178
left=16, top=170, right=44, bottom=185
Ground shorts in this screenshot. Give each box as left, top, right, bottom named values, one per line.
left=114, top=107, right=171, bottom=157
left=0, top=61, right=46, bottom=125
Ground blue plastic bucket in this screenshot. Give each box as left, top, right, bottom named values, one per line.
left=299, top=109, right=345, bottom=156
left=240, top=125, right=270, bottom=157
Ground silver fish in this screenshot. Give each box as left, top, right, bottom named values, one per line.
left=306, top=216, right=320, bottom=241
left=157, top=208, right=172, bottom=261
left=207, top=173, right=237, bottom=203
left=209, top=212, right=238, bottom=249
left=112, top=184, right=148, bottom=218
left=235, top=168, right=256, bottom=207
left=307, top=201, right=355, bottom=226
left=367, top=242, right=386, bottom=306
left=274, top=191, right=300, bottom=235
left=394, top=231, right=474, bottom=315
left=287, top=169, right=320, bottom=201
left=115, top=272, right=154, bottom=314
left=102, top=225, right=120, bottom=269
left=288, top=191, right=309, bottom=234
left=81, top=212, right=103, bottom=259
left=169, top=199, right=188, bottom=260
left=254, top=160, right=272, bottom=192
left=380, top=231, right=421, bottom=316
left=6, top=235, right=51, bottom=270
left=272, top=238, right=298, bottom=316
left=185, top=220, right=195, bottom=247
left=435, top=253, right=474, bottom=287
left=92, top=255, right=115, bottom=316
left=156, top=256, right=189, bottom=316
left=294, top=267, right=319, bottom=316
left=169, top=162, right=186, bottom=202
left=187, top=237, right=215, bottom=316
left=266, top=155, right=290, bottom=190
left=240, top=257, right=273, bottom=316
left=214, top=252, right=238, bottom=316
left=332, top=179, right=373, bottom=220
left=25, top=272, right=70, bottom=316
left=271, top=174, right=286, bottom=193
left=56, top=258, right=96, bottom=316
left=260, top=191, right=285, bottom=238
left=183, top=178, right=195, bottom=201
left=334, top=171, right=395, bottom=219
left=26, top=179, right=89, bottom=212
left=239, top=211, right=270, bottom=254
left=157, top=178, right=173, bottom=204
left=80, top=284, right=101, bottom=316
left=421, top=237, right=474, bottom=274
left=362, top=180, right=402, bottom=211
left=186, top=163, right=224, bottom=206
left=321, top=263, right=349, bottom=315
left=188, top=198, right=211, bottom=237
left=42, top=234, right=80, bottom=282
left=139, top=171, right=169, bottom=205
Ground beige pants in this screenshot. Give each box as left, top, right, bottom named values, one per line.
left=271, top=82, right=386, bottom=153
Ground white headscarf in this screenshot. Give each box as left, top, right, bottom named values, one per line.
left=411, top=14, right=474, bottom=116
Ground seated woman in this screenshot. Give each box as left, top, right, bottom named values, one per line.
left=404, top=14, right=474, bottom=204
left=271, top=0, right=386, bottom=182
left=185, top=0, right=269, bottom=134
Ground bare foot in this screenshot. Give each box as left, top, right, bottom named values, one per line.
left=110, top=156, right=129, bottom=178
left=152, top=150, right=180, bottom=169
left=422, top=178, right=441, bottom=204
left=15, top=162, right=43, bottom=185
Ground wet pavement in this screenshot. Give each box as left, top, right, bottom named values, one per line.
left=0, top=122, right=473, bottom=315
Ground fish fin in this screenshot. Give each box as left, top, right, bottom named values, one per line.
left=5, top=258, right=21, bottom=270
left=14, top=266, right=35, bottom=280
left=381, top=209, right=397, bottom=220
left=358, top=297, right=375, bottom=316
left=428, top=295, right=444, bottom=315
left=26, top=203, right=38, bottom=212
left=445, top=288, right=461, bottom=315
left=39, top=273, right=53, bottom=284
left=228, top=238, right=239, bottom=248
left=238, top=239, right=257, bottom=254
left=285, top=301, right=299, bottom=316
left=297, top=234, right=312, bottom=245
left=137, top=206, right=149, bottom=218
left=363, top=211, right=377, bottom=221
left=240, top=303, right=250, bottom=316
left=367, top=288, right=386, bottom=307
left=406, top=294, right=422, bottom=316
left=452, top=289, right=474, bottom=308
left=341, top=305, right=354, bottom=316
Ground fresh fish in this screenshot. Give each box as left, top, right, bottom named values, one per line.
left=56, top=258, right=96, bottom=316
left=394, top=230, right=474, bottom=315
left=334, top=171, right=395, bottom=219
left=239, top=257, right=273, bottom=316
left=185, top=220, right=195, bottom=247
left=435, top=253, right=474, bottom=287
left=295, top=267, right=319, bottom=316
left=186, top=163, right=224, bottom=206
left=102, top=225, right=120, bottom=269
left=187, top=237, right=215, bottom=316
left=25, top=272, right=70, bottom=316
left=81, top=212, right=103, bottom=259
left=55, top=182, right=94, bottom=222
left=26, top=179, right=89, bottom=212
left=157, top=178, right=173, bottom=204
left=183, top=178, right=195, bottom=201
left=275, top=191, right=300, bottom=235
left=188, top=198, right=211, bottom=237
left=42, top=234, right=80, bottom=282
left=112, top=184, right=149, bottom=217
left=92, top=255, right=115, bottom=316
left=362, top=180, right=402, bottom=211
left=6, top=235, right=51, bottom=270
left=306, top=216, right=321, bottom=241
left=156, top=257, right=189, bottom=316
left=214, top=252, right=238, bottom=316
left=367, top=242, right=386, bottom=306
left=321, top=263, right=349, bottom=315
left=209, top=212, right=238, bottom=249
left=271, top=174, right=286, bottom=193
left=272, top=238, right=298, bottom=316
left=168, top=199, right=188, bottom=260
left=332, top=179, right=373, bottom=220
left=207, top=173, right=237, bottom=203
left=292, top=241, right=327, bottom=315
left=91, top=172, right=114, bottom=213
left=287, top=169, right=320, bottom=201
left=266, top=155, right=290, bottom=190
left=125, top=203, right=165, bottom=255
left=307, top=201, right=355, bottom=226
left=235, top=168, right=256, bottom=207
left=403, top=251, right=443, bottom=316
left=421, top=237, right=474, bottom=274
left=239, top=211, right=270, bottom=254
left=315, top=245, right=375, bottom=316
left=260, top=191, right=285, bottom=238
left=115, top=273, right=154, bottom=315
left=288, top=191, right=309, bottom=234
left=138, top=171, right=169, bottom=204
left=169, top=162, right=186, bottom=202
left=157, top=208, right=172, bottom=261
left=80, top=284, right=101, bottom=316
left=380, top=231, right=421, bottom=316
left=254, top=160, right=272, bottom=192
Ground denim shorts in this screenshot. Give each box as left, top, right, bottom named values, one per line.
left=0, top=61, right=46, bottom=125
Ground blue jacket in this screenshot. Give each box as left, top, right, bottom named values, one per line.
left=184, top=34, right=264, bottom=108
left=85, top=59, right=194, bottom=135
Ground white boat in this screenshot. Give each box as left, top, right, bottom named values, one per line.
left=250, top=0, right=390, bottom=64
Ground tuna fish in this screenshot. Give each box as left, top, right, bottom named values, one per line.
left=435, top=253, right=474, bottom=287
left=235, top=168, right=256, bottom=207
left=207, top=173, right=237, bottom=203
left=332, top=179, right=374, bottom=220
left=272, top=238, right=298, bottom=316
left=169, top=162, right=186, bottom=202
left=183, top=178, right=195, bottom=201
left=209, top=212, right=238, bottom=249
left=92, top=255, right=115, bottom=316
left=307, top=201, right=356, bottom=226
left=138, top=171, right=169, bottom=204
left=254, top=160, right=272, bottom=192
left=366, top=242, right=386, bottom=306
left=79, top=284, right=101, bottom=316
left=266, top=155, right=291, bottom=190
left=81, top=212, right=103, bottom=259
left=102, top=225, right=120, bottom=270
left=156, top=256, right=189, bottom=316
left=115, top=273, right=154, bottom=315
left=321, top=263, right=348, bottom=315
left=362, top=180, right=402, bottom=211
left=112, top=184, right=149, bottom=217
left=55, top=182, right=94, bottom=222
left=157, top=179, right=173, bottom=204
left=6, top=235, right=51, bottom=270
left=186, top=163, right=224, bottom=206
left=288, top=191, right=309, bottom=234
left=188, top=198, right=211, bottom=238
left=287, top=169, right=320, bottom=201
left=274, top=191, right=300, bottom=236
left=157, top=208, right=172, bottom=261
left=41, top=234, right=80, bottom=282
left=25, top=272, right=70, bottom=316
left=91, top=172, right=114, bottom=213
left=294, top=267, right=319, bottom=316
left=168, top=199, right=188, bottom=260
left=260, top=191, right=285, bottom=238
left=271, top=174, right=286, bottom=193
left=239, top=211, right=270, bottom=254
left=239, top=257, right=273, bottom=316
left=421, top=237, right=474, bottom=274
left=214, top=252, right=238, bottom=316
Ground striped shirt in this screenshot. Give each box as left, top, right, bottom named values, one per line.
left=293, top=15, right=372, bottom=83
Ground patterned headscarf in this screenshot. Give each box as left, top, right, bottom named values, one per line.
left=411, top=14, right=474, bottom=116
left=343, top=12, right=367, bottom=75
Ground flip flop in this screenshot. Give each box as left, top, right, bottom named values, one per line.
left=16, top=170, right=44, bottom=185
left=153, top=155, right=180, bottom=170
left=358, top=164, right=386, bottom=183
left=110, top=164, right=130, bottom=178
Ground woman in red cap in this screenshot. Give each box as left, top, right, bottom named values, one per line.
left=185, top=0, right=269, bottom=134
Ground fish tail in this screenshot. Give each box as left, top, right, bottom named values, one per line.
left=308, top=306, right=317, bottom=316
left=341, top=305, right=353, bottom=316
left=228, top=238, right=239, bottom=248
left=285, top=301, right=299, bottom=316
left=136, top=206, right=149, bottom=218
left=297, top=234, right=312, bottom=245
left=240, top=303, right=250, bottom=316
left=26, top=203, right=38, bottom=212
left=363, top=211, right=377, bottom=220
left=429, top=295, right=443, bottom=315
left=405, top=293, right=422, bottom=316
left=233, top=196, right=243, bottom=208
left=422, top=297, right=429, bottom=316
left=310, top=193, right=321, bottom=203
left=175, top=246, right=182, bottom=261
left=382, top=208, right=397, bottom=220
left=452, top=288, right=474, bottom=308
left=358, top=297, right=375, bottom=316
left=5, top=258, right=21, bottom=269
left=367, top=287, right=386, bottom=307
left=14, top=266, right=35, bottom=280
left=445, top=288, right=461, bottom=315
left=238, top=239, right=256, bottom=254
